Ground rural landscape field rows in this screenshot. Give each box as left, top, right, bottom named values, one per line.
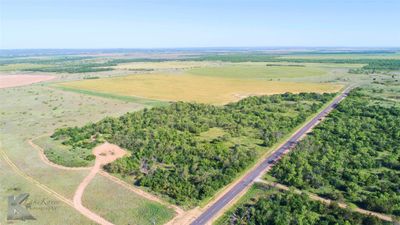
left=1, top=1, right=400, bottom=224
left=1, top=49, right=399, bottom=225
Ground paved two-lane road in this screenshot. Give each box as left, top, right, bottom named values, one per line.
left=190, top=86, right=353, bottom=225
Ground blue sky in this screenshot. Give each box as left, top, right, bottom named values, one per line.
left=0, top=0, right=399, bottom=49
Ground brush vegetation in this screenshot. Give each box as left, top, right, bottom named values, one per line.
left=269, top=89, right=400, bottom=216
left=217, top=184, right=391, bottom=225
left=51, top=93, right=335, bottom=206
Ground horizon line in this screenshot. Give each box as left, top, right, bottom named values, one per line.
left=1, top=46, right=400, bottom=51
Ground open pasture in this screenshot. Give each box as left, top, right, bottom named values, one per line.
left=113, top=60, right=219, bottom=71
left=0, top=84, right=174, bottom=224
left=59, top=73, right=342, bottom=104
left=187, top=63, right=329, bottom=79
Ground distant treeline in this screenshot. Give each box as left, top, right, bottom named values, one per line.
left=0, top=57, right=177, bottom=73
left=25, top=66, right=113, bottom=73
left=190, top=54, right=400, bottom=73
left=2, top=53, right=400, bottom=73
left=24, top=62, right=115, bottom=73
left=0, top=56, right=92, bottom=66
left=349, top=59, right=400, bottom=74
left=266, top=64, right=306, bottom=67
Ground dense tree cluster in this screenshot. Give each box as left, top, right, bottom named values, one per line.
left=349, top=59, right=400, bottom=74
left=0, top=56, right=116, bottom=73
left=219, top=184, right=391, bottom=225
left=52, top=92, right=334, bottom=206
left=0, top=56, right=92, bottom=65
left=24, top=62, right=115, bottom=73
left=270, top=90, right=400, bottom=216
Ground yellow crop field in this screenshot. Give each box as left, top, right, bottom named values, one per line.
left=60, top=74, right=343, bottom=104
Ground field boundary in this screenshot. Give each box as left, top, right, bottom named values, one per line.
left=50, top=84, right=168, bottom=107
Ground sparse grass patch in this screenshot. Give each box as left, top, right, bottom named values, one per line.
left=83, top=175, right=175, bottom=225
left=198, top=127, right=227, bottom=141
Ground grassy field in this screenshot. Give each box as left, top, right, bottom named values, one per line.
left=114, top=60, right=219, bottom=70
left=0, top=84, right=174, bottom=224
left=83, top=175, right=175, bottom=225
left=0, top=155, right=93, bottom=225
left=59, top=73, right=342, bottom=104
left=187, top=63, right=328, bottom=79
left=53, top=85, right=167, bottom=107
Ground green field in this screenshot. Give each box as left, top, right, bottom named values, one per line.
left=83, top=175, right=175, bottom=225
left=187, top=63, right=328, bottom=79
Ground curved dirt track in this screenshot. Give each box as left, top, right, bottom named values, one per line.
left=30, top=137, right=184, bottom=224
left=26, top=138, right=116, bottom=225
left=73, top=159, right=114, bottom=225
left=29, top=136, right=183, bottom=213
left=28, top=138, right=90, bottom=171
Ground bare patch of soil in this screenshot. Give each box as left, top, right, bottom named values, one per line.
left=92, top=142, right=127, bottom=165
left=0, top=74, right=55, bottom=89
